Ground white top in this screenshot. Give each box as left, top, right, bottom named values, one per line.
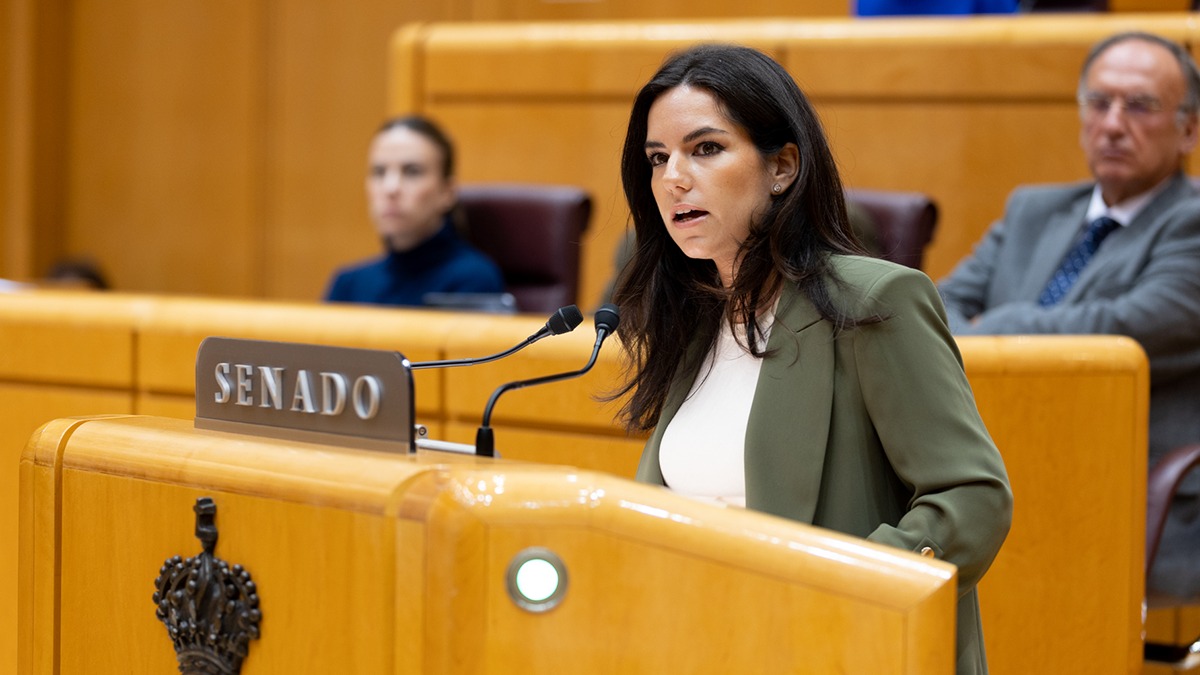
left=1085, top=177, right=1170, bottom=228
left=658, top=313, right=774, bottom=508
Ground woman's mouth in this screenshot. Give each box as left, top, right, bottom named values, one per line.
left=674, top=208, right=708, bottom=223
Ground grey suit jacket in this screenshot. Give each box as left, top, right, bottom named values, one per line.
left=938, top=173, right=1200, bottom=483
left=637, top=256, right=1013, bottom=675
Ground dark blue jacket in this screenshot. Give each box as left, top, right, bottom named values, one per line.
left=325, top=219, right=505, bottom=307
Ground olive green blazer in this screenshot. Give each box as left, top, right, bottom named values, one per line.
left=636, top=256, right=1013, bottom=675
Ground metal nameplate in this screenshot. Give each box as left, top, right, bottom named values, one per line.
left=194, top=337, right=414, bottom=452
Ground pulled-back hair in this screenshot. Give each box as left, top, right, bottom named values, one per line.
left=611, top=43, right=872, bottom=432
left=376, top=114, right=456, bottom=179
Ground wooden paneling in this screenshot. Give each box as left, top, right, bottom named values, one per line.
left=440, top=312, right=629, bottom=432
left=1145, top=604, right=1200, bottom=667
left=444, top=420, right=644, bottom=477
left=2, top=387, right=134, bottom=675
left=25, top=416, right=414, bottom=673
left=0, top=291, right=146, bottom=387
left=0, top=293, right=1160, bottom=675
left=823, top=101, right=1090, bottom=279
left=133, top=392, right=194, bottom=420
left=394, top=15, right=1200, bottom=305
left=262, top=1, right=457, bottom=302
left=11, top=9, right=1200, bottom=310
left=1, top=0, right=70, bottom=283
left=0, top=289, right=145, bottom=675
left=965, top=336, right=1148, bottom=675
left=134, top=296, right=466, bottom=418
left=465, top=0, right=848, bottom=20
left=1, top=1, right=14, bottom=280
left=782, top=14, right=1190, bottom=277
left=433, top=102, right=632, bottom=314
left=21, top=415, right=957, bottom=674
left=1112, top=0, right=1192, bottom=10
left=66, top=1, right=264, bottom=296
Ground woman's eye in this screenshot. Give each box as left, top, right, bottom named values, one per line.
left=647, top=152, right=667, bottom=167
left=401, top=164, right=428, bottom=178
left=696, top=141, right=723, bottom=156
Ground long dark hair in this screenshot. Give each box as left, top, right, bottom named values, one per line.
left=611, top=43, right=870, bottom=432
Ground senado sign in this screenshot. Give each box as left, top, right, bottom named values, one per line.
left=194, top=337, right=414, bottom=452
left=211, top=363, right=382, bottom=420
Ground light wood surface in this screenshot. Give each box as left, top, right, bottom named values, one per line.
left=133, top=295, right=468, bottom=416
left=1111, top=0, right=1192, bottom=10
left=1, top=0, right=455, bottom=299
left=464, top=0, right=848, bottom=20
left=7, top=10, right=1200, bottom=310
left=963, top=336, right=1148, bottom=675
left=0, top=292, right=1157, bottom=674
left=1145, top=604, right=1200, bottom=671
left=441, top=313, right=629, bottom=431
left=0, top=290, right=149, bottom=386
left=392, top=14, right=1200, bottom=309
left=1, top=7, right=1184, bottom=673
left=66, top=1, right=265, bottom=297
left=20, top=414, right=956, bottom=674
left=1, top=0, right=70, bottom=283
left=443, top=420, right=644, bottom=477
left=1, top=0, right=843, bottom=287
left=5, top=389, right=134, bottom=675
left=0, top=290, right=148, bottom=674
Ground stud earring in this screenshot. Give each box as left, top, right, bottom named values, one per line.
left=772, top=183, right=782, bottom=194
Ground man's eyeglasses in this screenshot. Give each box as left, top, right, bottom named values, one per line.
left=1079, top=92, right=1178, bottom=119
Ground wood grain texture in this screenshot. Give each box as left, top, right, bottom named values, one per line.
left=21, top=414, right=956, bottom=674
left=0, top=296, right=1159, bottom=674
left=66, top=0, right=265, bottom=296
left=393, top=14, right=1200, bottom=307
left=963, top=335, right=1148, bottom=675
left=133, top=295, right=466, bottom=418
left=8, top=9, right=1200, bottom=312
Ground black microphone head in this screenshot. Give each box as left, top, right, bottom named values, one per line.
left=547, top=305, right=584, bottom=335
left=594, top=304, right=620, bottom=335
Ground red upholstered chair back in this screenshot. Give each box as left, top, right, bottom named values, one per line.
left=457, top=183, right=592, bottom=314
left=845, top=188, right=939, bottom=271
left=1144, top=443, right=1200, bottom=664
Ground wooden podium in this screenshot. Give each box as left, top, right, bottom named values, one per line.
left=20, top=415, right=956, bottom=674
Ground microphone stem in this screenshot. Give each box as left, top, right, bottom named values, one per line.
left=409, top=332, right=541, bottom=370
left=475, top=332, right=607, bottom=457
left=481, top=335, right=603, bottom=428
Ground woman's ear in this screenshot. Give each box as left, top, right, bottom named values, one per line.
left=769, top=143, right=800, bottom=192
left=437, top=176, right=458, bottom=215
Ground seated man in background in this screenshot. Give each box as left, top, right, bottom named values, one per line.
left=324, top=115, right=506, bottom=307
left=939, top=31, right=1200, bottom=600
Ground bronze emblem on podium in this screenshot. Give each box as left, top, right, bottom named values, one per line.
left=153, top=497, right=262, bottom=674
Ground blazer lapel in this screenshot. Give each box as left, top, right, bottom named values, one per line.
left=1021, top=192, right=1091, bottom=299
left=1067, top=173, right=1195, bottom=300
left=744, top=286, right=833, bottom=524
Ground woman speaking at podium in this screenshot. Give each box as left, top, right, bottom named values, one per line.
left=610, top=44, right=1012, bottom=675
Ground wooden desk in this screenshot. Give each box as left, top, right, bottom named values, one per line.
left=20, top=415, right=956, bottom=674
left=0, top=292, right=1155, bottom=674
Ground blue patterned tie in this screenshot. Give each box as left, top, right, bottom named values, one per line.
left=1037, top=216, right=1121, bottom=307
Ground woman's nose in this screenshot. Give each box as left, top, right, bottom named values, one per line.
left=660, top=155, right=689, bottom=193
left=381, top=170, right=402, bottom=193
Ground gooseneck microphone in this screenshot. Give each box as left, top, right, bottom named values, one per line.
left=474, top=304, right=620, bottom=457
left=409, top=304, right=584, bottom=370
